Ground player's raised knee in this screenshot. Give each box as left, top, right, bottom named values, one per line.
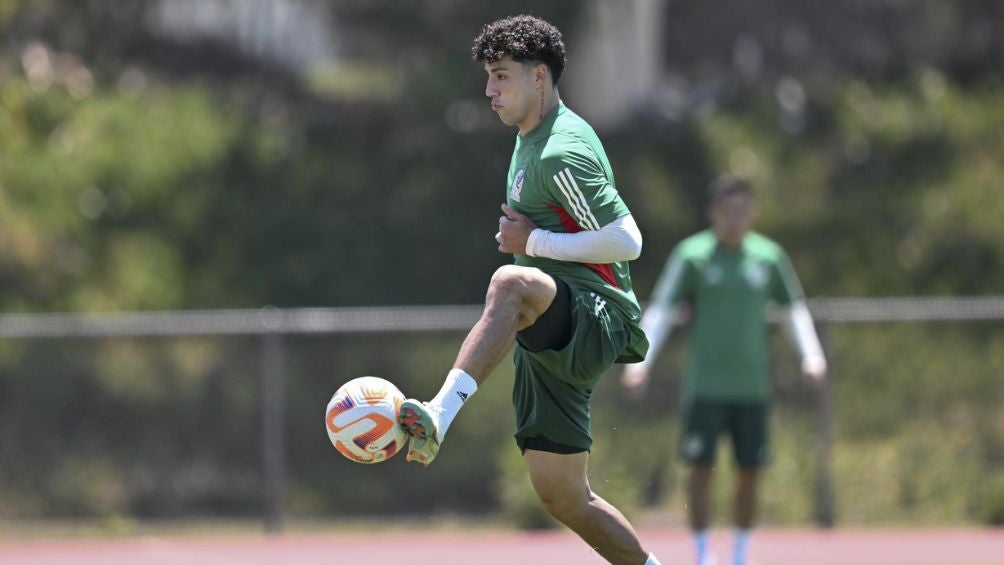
left=489, top=265, right=546, bottom=297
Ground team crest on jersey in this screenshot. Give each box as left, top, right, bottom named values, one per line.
left=744, top=262, right=768, bottom=289
left=510, top=169, right=525, bottom=202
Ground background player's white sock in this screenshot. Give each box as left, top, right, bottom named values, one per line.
left=732, top=529, right=750, bottom=565
left=644, top=552, right=662, bottom=565
left=427, top=368, right=477, bottom=438
left=694, top=529, right=711, bottom=565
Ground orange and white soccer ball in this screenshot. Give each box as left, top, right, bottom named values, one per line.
left=325, top=376, right=407, bottom=464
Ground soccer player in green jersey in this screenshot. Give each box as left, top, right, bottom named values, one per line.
left=622, top=175, right=827, bottom=565
left=397, top=15, right=661, bottom=565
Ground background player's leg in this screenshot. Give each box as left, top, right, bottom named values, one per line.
left=524, top=449, right=651, bottom=565
left=454, top=264, right=557, bottom=383
left=682, top=398, right=723, bottom=563
left=689, top=465, right=714, bottom=563
left=735, top=468, right=758, bottom=529
left=729, top=400, right=766, bottom=565
left=689, top=465, right=714, bottom=531
left=733, top=468, right=758, bottom=564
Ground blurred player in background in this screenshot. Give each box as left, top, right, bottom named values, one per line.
left=397, top=14, right=662, bottom=565
left=622, top=175, right=827, bottom=565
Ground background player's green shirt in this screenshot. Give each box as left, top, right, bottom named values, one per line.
left=505, top=102, right=647, bottom=363
left=658, top=229, right=804, bottom=401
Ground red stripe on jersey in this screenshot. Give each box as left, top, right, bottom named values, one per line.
left=548, top=203, right=581, bottom=233
left=589, top=263, right=619, bottom=289
left=546, top=203, right=621, bottom=289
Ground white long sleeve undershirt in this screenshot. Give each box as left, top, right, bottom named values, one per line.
left=635, top=302, right=674, bottom=373
left=630, top=252, right=686, bottom=372
left=524, top=214, right=642, bottom=263
left=786, top=300, right=828, bottom=373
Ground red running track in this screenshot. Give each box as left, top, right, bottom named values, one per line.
left=0, top=528, right=1001, bottom=565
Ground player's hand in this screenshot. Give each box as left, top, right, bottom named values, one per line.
left=496, top=203, right=536, bottom=254
left=621, top=364, right=649, bottom=400
left=802, top=357, right=827, bottom=389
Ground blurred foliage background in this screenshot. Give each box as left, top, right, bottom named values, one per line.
left=0, top=0, right=1002, bottom=529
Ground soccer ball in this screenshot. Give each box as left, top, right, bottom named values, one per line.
left=325, top=376, right=407, bottom=464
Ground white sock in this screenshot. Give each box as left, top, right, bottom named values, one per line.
left=427, top=368, right=477, bottom=439
left=644, top=552, right=662, bottom=565
left=732, top=529, right=750, bottom=565
left=694, top=530, right=710, bottom=564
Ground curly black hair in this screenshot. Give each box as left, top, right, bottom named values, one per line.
left=471, top=15, right=567, bottom=84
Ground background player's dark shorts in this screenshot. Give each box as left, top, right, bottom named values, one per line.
left=512, top=277, right=631, bottom=453
left=680, top=399, right=770, bottom=469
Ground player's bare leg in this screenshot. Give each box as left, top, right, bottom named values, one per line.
left=455, top=264, right=557, bottom=382
left=399, top=265, right=557, bottom=464
left=689, top=465, right=713, bottom=530
left=689, top=465, right=714, bottom=564
left=735, top=468, right=757, bottom=528
left=732, top=468, right=758, bottom=564
left=524, top=449, right=654, bottom=565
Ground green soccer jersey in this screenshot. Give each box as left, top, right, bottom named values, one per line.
left=505, top=102, right=647, bottom=363
left=657, top=229, right=804, bottom=401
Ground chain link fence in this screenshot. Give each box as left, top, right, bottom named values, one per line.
left=1, top=297, right=1001, bottom=532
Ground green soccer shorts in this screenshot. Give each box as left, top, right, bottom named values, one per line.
left=680, top=398, right=770, bottom=469
left=512, top=276, right=631, bottom=453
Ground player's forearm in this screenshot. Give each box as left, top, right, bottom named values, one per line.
left=525, top=214, right=642, bottom=263
left=786, top=301, right=827, bottom=372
